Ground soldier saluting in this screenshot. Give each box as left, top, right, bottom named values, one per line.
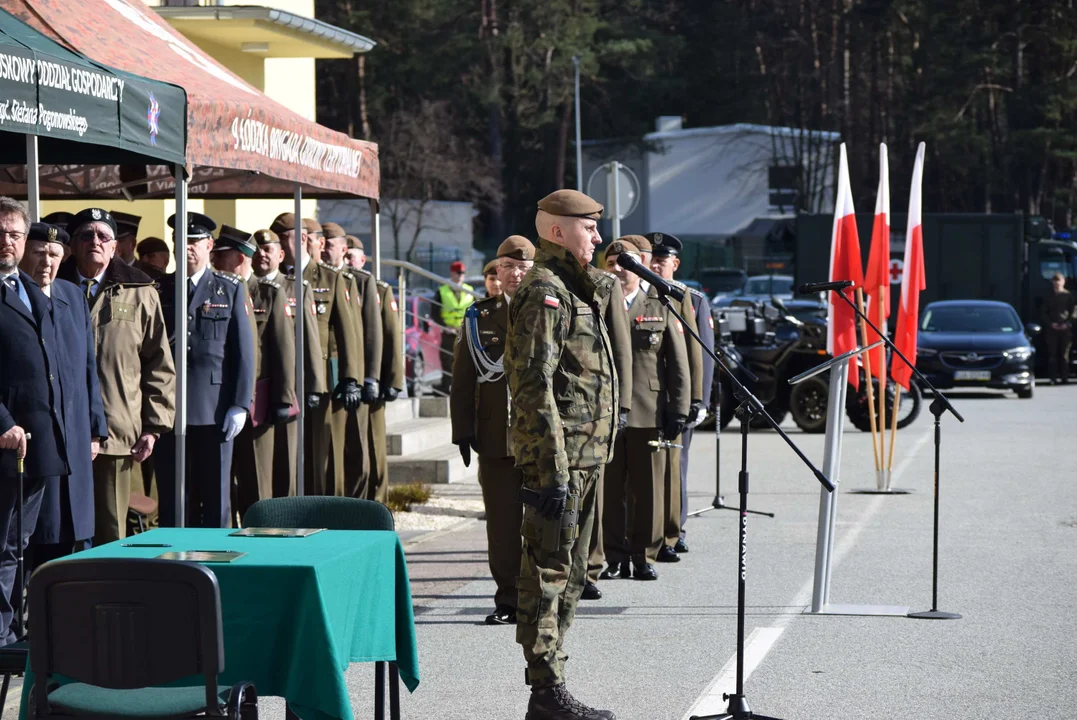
left=505, top=189, right=618, bottom=720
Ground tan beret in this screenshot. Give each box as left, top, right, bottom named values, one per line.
left=253, top=229, right=280, bottom=246
left=321, top=222, right=346, bottom=239
left=537, top=189, right=603, bottom=219
left=345, top=235, right=364, bottom=251
left=270, top=213, right=296, bottom=234
left=302, top=217, right=323, bottom=235
left=483, top=260, right=499, bottom=276
left=496, top=235, right=536, bottom=261
left=621, top=234, right=651, bottom=253
left=605, top=238, right=640, bottom=258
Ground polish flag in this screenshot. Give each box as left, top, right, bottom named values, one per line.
left=862, top=144, right=890, bottom=380
left=891, top=143, right=927, bottom=390
left=827, top=143, right=864, bottom=389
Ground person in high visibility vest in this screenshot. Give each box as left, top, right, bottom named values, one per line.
left=438, top=260, right=474, bottom=393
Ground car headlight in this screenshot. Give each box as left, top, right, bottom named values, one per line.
left=917, top=348, right=938, bottom=357
left=1003, top=347, right=1033, bottom=361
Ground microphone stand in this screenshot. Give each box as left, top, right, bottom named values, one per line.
left=829, top=289, right=963, bottom=621
left=651, top=291, right=833, bottom=720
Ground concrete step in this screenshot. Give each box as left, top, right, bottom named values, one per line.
left=386, top=417, right=453, bottom=456
left=384, top=397, right=418, bottom=426
left=419, top=396, right=449, bottom=418
left=388, top=444, right=478, bottom=484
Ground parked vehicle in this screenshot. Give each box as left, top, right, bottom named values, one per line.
left=915, top=299, right=1037, bottom=399
left=701, top=267, right=747, bottom=305
left=713, top=274, right=796, bottom=308
left=402, top=289, right=443, bottom=396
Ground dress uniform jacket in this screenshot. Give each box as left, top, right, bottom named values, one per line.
left=366, top=279, right=404, bottom=504
left=249, top=276, right=296, bottom=411
left=676, top=287, right=716, bottom=543
left=339, top=266, right=379, bottom=498
left=348, top=268, right=383, bottom=384
left=673, top=279, right=704, bottom=403
left=304, top=260, right=363, bottom=391
left=279, top=274, right=327, bottom=395
left=32, top=278, right=108, bottom=545
left=625, top=285, right=691, bottom=429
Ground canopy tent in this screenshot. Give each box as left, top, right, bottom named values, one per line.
left=0, top=0, right=378, bottom=199
left=0, top=6, right=186, bottom=166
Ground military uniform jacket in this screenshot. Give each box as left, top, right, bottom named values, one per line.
left=673, top=279, right=704, bottom=403
left=58, top=259, right=175, bottom=455
left=279, top=274, right=327, bottom=395
left=600, top=271, right=633, bottom=413
left=690, top=288, right=715, bottom=408
left=159, top=269, right=255, bottom=427
left=345, top=267, right=383, bottom=383
left=249, top=276, right=296, bottom=408
left=625, top=284, right=691, bottom=429
left=304, top=261, right=363, bottom=389
left=451, top=295, right=511, bottom=458
left=377, top=279, right=405, bottom=391
left=505, top=238, right=619, bottom=485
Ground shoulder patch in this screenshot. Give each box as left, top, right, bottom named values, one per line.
left=544, top=295, right=560, bottom=309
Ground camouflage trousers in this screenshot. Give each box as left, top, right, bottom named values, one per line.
left=517, top=466, right=600, bottom=688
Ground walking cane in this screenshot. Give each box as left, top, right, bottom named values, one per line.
left=14, top=432, right=29, bottom=640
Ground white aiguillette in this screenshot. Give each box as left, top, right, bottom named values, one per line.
left=229, top=527, right=326, bottom=538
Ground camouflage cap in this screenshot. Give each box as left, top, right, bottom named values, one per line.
left=137, top=237, right=169, bottom=256
left=302, top=217, right=323, bottom=235
left=321, top=221, right=346, bottom=239
left=537, top=189, right=603, bottom=219
left=345, top=235, right=364, bottom=251
left=496, top=235, right=535, bottom=260
left=605, top=237, right=641, bottom=258
left=269, top=213, right=297, bottom=235
left=253, top=229, right=280, bottom=246
left=483, top=259, right=499, bottom=277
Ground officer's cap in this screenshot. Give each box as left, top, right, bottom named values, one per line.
left=605, top=237, right=640, bottom=258
left=28, top=222, right=69, bottom=246
left=68, top=208, right=118, bottom=238
left=346, top=235, right=364, bottom=251
left=302, top=218, right=323, bottom=236
left=646, top=232, right=682, bottom=258
left=42, top=211, right=74, bottom=227
left=496, top=235, right=535, bottom=261
left=537, top=189, right=603, bottom=219
left=321, top=222, right=346, bottom=240
left=253, top=229, right=280, bottom=247
left=213, top=225, right=257, bottom=258
left=111, top=211, right=141, bottom=237
left=483, top=260, right=499, bottom=277
left=137, top=237, right=169, bottom=257
left=167, top=211, right=216, bottom=240
left=269, top=213, right=298, bottom=235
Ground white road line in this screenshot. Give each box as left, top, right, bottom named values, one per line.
left=681, top=430, right=932, bottom=720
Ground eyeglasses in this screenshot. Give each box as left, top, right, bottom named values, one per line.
left=74, top=229, right=115, bottom=244
left=499, top=261, right=533, bottom=273
left=0, top=231, right=25, bottom=242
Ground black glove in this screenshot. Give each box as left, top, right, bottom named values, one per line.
left=617, top=408, right=629, bottom=431
left=456, top=439, right=473, bottom=468
left=536, top=483, right=568, bottom=520
left=306, top=393, right=324, bottom=410
left=382, top=386, right=402, bottom=402
left=663, top=415, right=687, bottom=440
left=361, top=379, right=379, bottom=405
left=335, top=380, right=363, bottom=412
left=272, top=404, right=293, bottom=425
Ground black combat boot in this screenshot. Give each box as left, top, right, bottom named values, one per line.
left=526, top=684, right=617, bottom=720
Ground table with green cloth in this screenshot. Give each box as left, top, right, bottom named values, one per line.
left=18, top=528, right=420, bottom=720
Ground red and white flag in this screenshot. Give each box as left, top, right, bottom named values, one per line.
left=862, top=144, right=890, bottom=380
left=827, top=143, right=865, bottom=389
left=891, top=142, right=927, bottom=390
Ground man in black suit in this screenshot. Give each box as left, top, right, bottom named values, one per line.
left=20, top=222, right=107, bottom=568
left=0, top=199, right=72, bottom=642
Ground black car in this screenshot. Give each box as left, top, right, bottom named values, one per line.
left=916, top=300, right=1037, bottom=398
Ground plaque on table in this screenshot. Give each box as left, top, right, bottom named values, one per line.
left=157, top=550, right=247, bottom=563
left=229, top=527, right=326, bottom=538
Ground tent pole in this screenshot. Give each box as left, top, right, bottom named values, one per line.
left=294, top=185, right=305, bottom=497
left=369, top=198, right=381, bottom=280
left=25, top=136, right=39, bottom=222
left=173, top=165, right=187, bottom=527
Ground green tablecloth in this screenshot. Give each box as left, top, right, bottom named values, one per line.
left=19, top=528, right=419, bottom=720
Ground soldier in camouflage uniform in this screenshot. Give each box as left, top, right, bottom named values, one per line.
left=505, top=189, right=618, bottom=720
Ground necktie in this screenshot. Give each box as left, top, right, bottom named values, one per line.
left=188, top=278, right=196, bottom=304
left=624, top=297, right=631, bottom=311
left=4, top=276, right=30, bottom=312
left=83, top=279, right=96, bottom=300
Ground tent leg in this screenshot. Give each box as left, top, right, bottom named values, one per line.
left=173, top=165, right=188, bottom=527
left=294, top=185, right=305, bottom=497
left=26, top=136, right=39, bottom=222
left=369, top=198, right=381, bottom=280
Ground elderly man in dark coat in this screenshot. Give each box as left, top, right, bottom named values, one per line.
left=20, top=222, right=107, bottom=568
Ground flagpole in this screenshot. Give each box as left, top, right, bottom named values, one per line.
left=877, top=292, right=888, bottom=483
left=855, top=288, right=881, bottom=473
left=887, top=384, right=901, bottom=476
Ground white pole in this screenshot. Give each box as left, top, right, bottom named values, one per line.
left=609, top=161, right=621, bottom=240
left=573, top=56, right=583, bottom=191
left=371, top=199, right=382, bottom=280
left=809, top=361, right=848, bottom=611
left=173, top=165, right=187, bottom=527
left=398, top=267, right=407, bottom=395
left=294, top=186, right=305, bottom=496
left=25, top=136, right=39, bottom=222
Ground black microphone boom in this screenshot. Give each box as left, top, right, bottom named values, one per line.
left=615, top=252, right=685, bottom=302
left=798, top=280, right=854, bottom=294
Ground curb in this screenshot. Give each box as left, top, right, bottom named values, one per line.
left=402, top=517, right=478, bottom=548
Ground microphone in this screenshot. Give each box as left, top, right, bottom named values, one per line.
left=615, top=252, right=685, bottom=302
left=798, top=280, right=854, bottom=294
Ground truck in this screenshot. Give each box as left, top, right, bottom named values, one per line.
left=793, top=213, right=1077, bottom=374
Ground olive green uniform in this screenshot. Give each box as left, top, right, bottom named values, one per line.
left=505, top=238, right=619, bottom=688
left=452, top=294, right=521, bottom=611
left=341, top=267, right=382, bottom=498
left=368, top=279, right=405, bottom=503
left=664, top=279, right=703, bottom=546
left=603, top=284, right=690, bottom=565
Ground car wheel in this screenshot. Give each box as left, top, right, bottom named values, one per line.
left=1016, top=384, right=1034, bottom=399
left=790, top=376, right=829, bottom=433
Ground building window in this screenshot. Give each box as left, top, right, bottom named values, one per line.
left=768, top=165, right=800, bottom=212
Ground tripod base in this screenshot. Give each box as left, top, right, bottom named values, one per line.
left=690, top=693, right=784, bottom=720
left=688, top=496, right=775, bottom=518
left=908, top=609, right=962, bottom=620
left=803, top=602, right=910, bottom=617
left=848, top=487, right=914, bottom=495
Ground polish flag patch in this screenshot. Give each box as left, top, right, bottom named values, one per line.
left=543, top=295, right=560, bottom=309
left=708, top=315, right=714, bottom=330
left=675, top=319, right=684, bottom=334
left=391, top=298, right=398, bottom=312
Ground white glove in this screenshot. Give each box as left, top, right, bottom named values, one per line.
left=686, top=403, right=708, bottom=429
left=223, top=406, right=248, bottom=442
